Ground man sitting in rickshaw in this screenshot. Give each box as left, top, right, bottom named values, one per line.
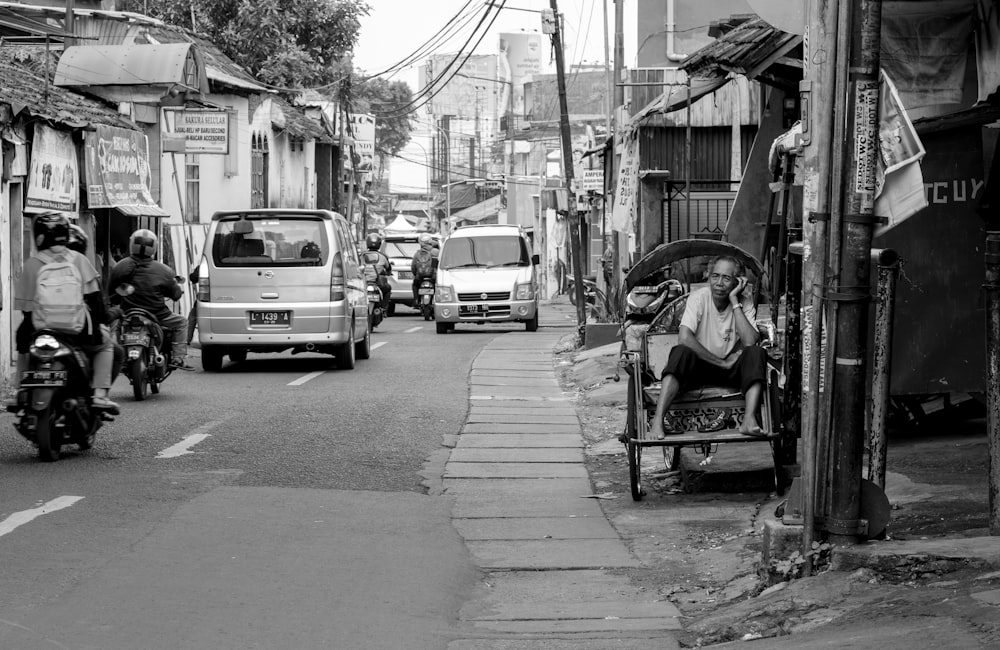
left=648, top=255, right=767, bottom=439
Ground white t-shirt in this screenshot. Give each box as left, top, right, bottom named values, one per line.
left=679, top=287, right=756, bottom=359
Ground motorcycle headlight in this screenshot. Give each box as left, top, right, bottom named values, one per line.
left=436, top=285, right=455, bottom=303
left=515, top=283, right=534, bottom=300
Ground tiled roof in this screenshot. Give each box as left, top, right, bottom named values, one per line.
left=681, top=16, right=802, bottom=89
left=0, top=47, right=138, bottom=130
left=270, top=94, right=329, bottom=142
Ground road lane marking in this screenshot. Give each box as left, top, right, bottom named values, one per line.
left=0, top=496, right=84, bottom=538
left=404, top=326, right=422, bottom=333
left=288, top=370, right=325, bottom=386
left=156, top=418, right=229, bottom=458
left=372, top=342, right=387, bottom=350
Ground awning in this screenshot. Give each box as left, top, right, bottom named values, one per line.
left=450, top=195, right=501, bottom=224
left=113, top=204, right=171, bottom=218
left=628, top=74, right=731, bottom=127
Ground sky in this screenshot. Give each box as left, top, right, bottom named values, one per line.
left=353, top=0, right=634, bottom=194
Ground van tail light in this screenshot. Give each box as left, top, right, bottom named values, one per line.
left=197, top=275, right=210, bottom=302
left=330, top=252, right=346, bottom=301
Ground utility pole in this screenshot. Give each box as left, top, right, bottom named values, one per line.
left=547, top=0, right=588, bottom=338
left=825, top=0, right=884, bottom=545
left=611, top=0, right=625, bottom=300
left=799, top=0, right=842, bottom=569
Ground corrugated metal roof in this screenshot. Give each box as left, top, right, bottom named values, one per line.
left=270, top=94, right=330, bottom=142
left=0, top=47, right=138, bottom=130
left=141, top=25, right=267, bottom=92
left=681, top=16, right=802, bottom=90
left=0, top=7, right=75, bottom=41
left=54, top=43, right=195, bottom=87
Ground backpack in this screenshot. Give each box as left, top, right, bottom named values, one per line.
left=412, top=249, right=434, bottom=278
left=32, top=250, right=88, bottom=334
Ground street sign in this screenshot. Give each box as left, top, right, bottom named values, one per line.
left=580, top=168, right=604, bottom=191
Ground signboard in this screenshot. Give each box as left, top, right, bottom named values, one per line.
left=347, top=113, right=375, bottom=173
left=422, top=54, right=498, bottom=120
left=611, top=134, right=640, bottom=233
left=499, top=33, right=543, bottom=117
left=26, top=124, right=78, bottom=212
left=166, top=109, right=230, bottom=155
left=83, top=125, right=160, bottom=211
left=579, top=168, right=604, bottom=191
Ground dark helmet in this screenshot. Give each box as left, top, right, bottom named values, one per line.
left=129, top=229, right=158, bottom=259
left=365, top=232, right=383, bottom=251
left=67, top=224, right=88, bottom=255
left=33, top=212, right=70, bottom=250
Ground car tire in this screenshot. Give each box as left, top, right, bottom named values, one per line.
left=356, top=322, right=371, bottom=359
left=335, top=323, right=357, bottom=370
left=202, top=346, right=224, bottom=372
left=436, top=322, right=450, bottom=334
left=525, top=311, right=539, bottom=332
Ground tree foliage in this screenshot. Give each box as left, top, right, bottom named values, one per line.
left=118, top=0, right=369, bottom=89
left=349, top=76, right=413, bottom=159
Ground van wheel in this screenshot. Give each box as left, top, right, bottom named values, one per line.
left=202, top=346, right=224, bottom=372
left=436, top=322, right=450, bottom=334
left=335, top=324, right=357, bottom=370
left=525, top=312, right=539, bottom=332
left=356, top=323, right=371, bottom=359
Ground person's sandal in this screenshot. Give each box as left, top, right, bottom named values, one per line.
left=91, top=396, right=120, bottom=414
left=698, top=409, right=731, bottom=433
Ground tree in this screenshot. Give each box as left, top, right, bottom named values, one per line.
left=118, top=0, right=369, bottom=90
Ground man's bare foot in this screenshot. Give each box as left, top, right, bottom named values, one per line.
left=648, top=424, right=666, bottom=440
left=739, top=415, right=766, bottom=437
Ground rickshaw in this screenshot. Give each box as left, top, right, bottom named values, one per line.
left=618, top=239, right=794, bottom=500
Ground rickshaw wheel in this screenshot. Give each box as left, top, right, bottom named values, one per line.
left=667, top=446, right=681, bottom=472
left=625, top=373, right=644, bottom=500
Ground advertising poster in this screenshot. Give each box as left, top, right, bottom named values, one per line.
left=499, top=33, right=543, bottom=117
left=26, top=124, right=78, bottom=212
left=347, top=113, right=376, bottom=177
left=611, top=134, right=640, bottom=233
left=83, top=125, right=159, bottom=210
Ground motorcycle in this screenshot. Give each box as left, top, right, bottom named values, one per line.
left=6, top=330, right=118, bottom=461
left=366, top=280, right=384, bottom=330
left=418, top=277, right=435, bottom=321
left=566, top=274, right=598, bottom=307
left=118, top=308, right=174, bottom=401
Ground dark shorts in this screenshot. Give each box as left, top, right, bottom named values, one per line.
left=662, top=345, right=767, bottom=394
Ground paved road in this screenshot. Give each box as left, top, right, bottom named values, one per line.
left=0, top=309, right=533, bottom=649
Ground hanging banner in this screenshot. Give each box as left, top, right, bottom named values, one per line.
left=84, top=125, right=162, bottom=212
left=26, top=124, right=78, bottom=212
left=611, top=133, right=640, bottom=233
left=874, top=69, right=928, bottom=236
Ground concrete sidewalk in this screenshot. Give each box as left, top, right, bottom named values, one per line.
left=446, top=303, right=682, bottom=649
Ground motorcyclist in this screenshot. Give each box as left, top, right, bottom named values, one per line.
left=360, top=232, right=391, bottom=313
left=108, top=229, right=194, bottom=371
left=410, top=233, right=439, bottom=305
left=11, top=213, right=119, bottom=410
left=66, top=223, right=125, bottom=384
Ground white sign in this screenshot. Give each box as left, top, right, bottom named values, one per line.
left=611, top=134, right=640, bottom=233
left=169, top=109, right=230, bottom=155
left=579, top=168, right=604, bottom=191
left=346, top=113, right=376, bottom=181
left=27, top=124, right=78, bottom=212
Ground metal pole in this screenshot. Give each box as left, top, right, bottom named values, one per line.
left=799, top=0, right=842, bottom=571
left=826, top=0, right=883, bottom=546
left=550, top=0, right=588, bottom=339
left=986, top=232, right=1000, bottom=535
left=611, top=0, right=625, bottom=295
left=869, top=248, right=900, bottom=490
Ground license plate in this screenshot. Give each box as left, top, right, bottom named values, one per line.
left=419, top=287, right=435, bottom=295
left=459, top=304, right=489, bottom=314
left=123, top=332, right=149, bottom=345
left=20, top=370, right=67, bottom=387
left=250, top=311, right=290, bottom=326
left=398, top=271, right=413, bottom=280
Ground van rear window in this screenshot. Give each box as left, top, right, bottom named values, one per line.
left=212, top=216, right=329, bottom=267
left=440, top=235, right=530, bottom=269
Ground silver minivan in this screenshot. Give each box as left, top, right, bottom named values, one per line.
left=195, top=209, right=370, bottom=371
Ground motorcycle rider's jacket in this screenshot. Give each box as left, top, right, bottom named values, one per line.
left=361, top=250, right=392, bottom=278
left=108, top=256, right=183, bottom=321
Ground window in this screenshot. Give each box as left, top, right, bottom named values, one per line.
left=211, top=215, right=329, bottom=267
left=184, top=154, right=200, bottom=223
left=440, top=235, right=529, bottom=270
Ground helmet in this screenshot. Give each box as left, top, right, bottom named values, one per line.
left=129, top=229, right=158, bottom=259
left=365, top=233, right=383, bottom=251
left=419, top=233, right=433, bottom=248
left=67, top=224, right=88, bottom=255
left=33, top=212, right=70, bottom=250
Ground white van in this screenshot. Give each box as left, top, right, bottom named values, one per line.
left=196, top=209, right=370, bottom=371
left=433, top=224, right=540, bottom=333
